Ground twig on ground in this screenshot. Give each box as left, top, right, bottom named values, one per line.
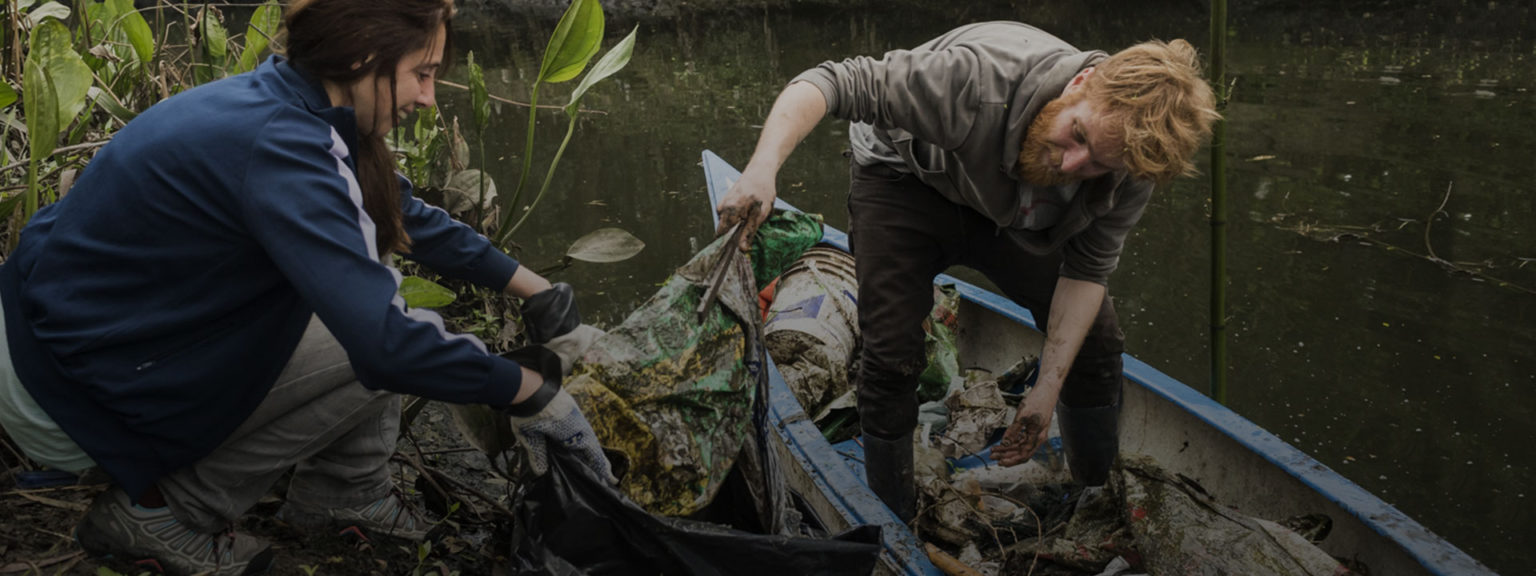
left=0, top=141, right=111, bottom=175
left=395, top=431, right=467, bottom=520
left=0, top=552, right=83, bottom=576
left=11, top=491, right=87, bottom=512
left=1423, top=181, right=1453, bottom=264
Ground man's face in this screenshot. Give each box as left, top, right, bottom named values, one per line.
left=348, top=24, right=445, bottom=136
left=1018, top=89, right=1127, bottom=186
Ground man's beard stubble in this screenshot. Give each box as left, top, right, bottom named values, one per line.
left=1017, top=94, right=1076, bottom=187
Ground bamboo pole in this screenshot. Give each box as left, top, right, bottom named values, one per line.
left=1209, top=0, right=1229, bottom=404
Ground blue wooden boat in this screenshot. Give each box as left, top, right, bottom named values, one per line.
left=701, top=150, right=1495, bottom=576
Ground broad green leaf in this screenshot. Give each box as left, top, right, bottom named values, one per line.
left=88, top=86, right=136, bottom=124
left=0, top=82, right=16, bottom=109
left=25, top=2, right=70, bottom=27
left=399, top=276, right=456, bottom=308
left=30, top=19, right=92, bottom=126
left=113, top=0, right=155, bottom=65
left=566, top=227, right=645, bottom=263
left=24, top=65, right=59, bottom=160
left=202, top=7, right=229, bottom=68
left=467, top=51, right=490, bottom=130
left=564, top=26, right=637, bottom=117
left=537, top=0, right=603, bottom=85
left=234, top=1, right=281, bottom=74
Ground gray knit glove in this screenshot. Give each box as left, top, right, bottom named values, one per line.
left=510, top=389, right=616, bottom=484
left=500, top=345, right=615, bottom=484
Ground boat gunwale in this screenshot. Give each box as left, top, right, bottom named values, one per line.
left=700, top=149, right=1491, bottom=576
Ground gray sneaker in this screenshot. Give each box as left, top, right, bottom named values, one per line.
left=277, top=490, right=432, bottom=543
left=75, top=488, right=272, bottom=576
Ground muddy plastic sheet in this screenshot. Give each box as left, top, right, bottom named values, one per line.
left=1115, top=458, right=1354, bottom=576
left=511, top=451, right=883, bottom=576
left=749, top=210, right=824, bottom=289
left=561, top=212, right=821, bottom=517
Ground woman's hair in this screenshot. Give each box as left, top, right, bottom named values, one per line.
left=1084, top=39, right=1220, bottom=185
left=280, top=0, right=456, bottom=255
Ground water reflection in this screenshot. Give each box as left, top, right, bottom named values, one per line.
left=448, top=2, right=1532, bottom=571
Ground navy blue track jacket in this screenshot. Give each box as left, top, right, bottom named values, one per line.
left=0, top=57, right=526, bottom=499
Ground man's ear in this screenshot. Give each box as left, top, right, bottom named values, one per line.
left=1062, top=66, right=1095, bottom=96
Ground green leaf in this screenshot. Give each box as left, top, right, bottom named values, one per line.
left=25, top=1, right=70, bottom=27
left=88, top=86, right=137, bottom=124
left=0, top=82, right=16, bottom=109
left=23, top=65, right=59, bottom=161
left=113, top=0, right=155, bottom=66
left=537, top=0, right=603, bottom=85
left=467, top=51, right=490, bottom=131
left=0, top=192, right=24, bottom=219
left=399, top=276, right=456, bottom=308
left=564, top=26, right=637, bottom=117
left=234, top=1, right=281, bottom=74
left=30, top=18, right=92, bottom=127
left=202, top=7, right=229, bottom=68
left=566, top=227, right=645, bottom=263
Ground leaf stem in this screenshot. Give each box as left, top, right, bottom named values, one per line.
left=497, top=80, right=540, bottom=245
left=507, top=110, right=578, bottom=238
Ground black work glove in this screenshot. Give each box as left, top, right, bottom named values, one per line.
left=520, top=282, right=581, bottom=345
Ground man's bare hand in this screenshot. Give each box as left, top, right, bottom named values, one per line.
left=992, top=386, right=1060, bottom=466
left=715, top=168, right=776, bottom=252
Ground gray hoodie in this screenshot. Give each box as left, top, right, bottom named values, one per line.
left=792, top=21, right=1153, bottom=285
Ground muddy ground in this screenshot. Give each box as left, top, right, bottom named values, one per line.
left=0, top=402, right=518, bottom=576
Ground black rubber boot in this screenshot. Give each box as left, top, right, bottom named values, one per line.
left=863, top=431, right=916, bottom=523
left=1056, top=402, right=1121, bottom=487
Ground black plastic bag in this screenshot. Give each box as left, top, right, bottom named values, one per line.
left=511, top=451, right=883, bottom=576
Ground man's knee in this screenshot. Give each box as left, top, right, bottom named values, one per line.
left=1061, top=353, right=1122, bottom=408
left=855, top=356, right=926, bottom=439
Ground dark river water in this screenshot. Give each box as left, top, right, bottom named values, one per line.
left=442, top=1, right=1532, bottom=571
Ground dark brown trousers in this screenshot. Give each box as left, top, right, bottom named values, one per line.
left=846, top=161, right=1125, bottom=440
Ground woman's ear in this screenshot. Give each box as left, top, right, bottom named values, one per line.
left=350, top=53, right=378, bottom=71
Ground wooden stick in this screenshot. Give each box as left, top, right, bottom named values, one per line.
left=695, top=223, right=747, bottom=324
left=924, top=543, right=984, bottom=576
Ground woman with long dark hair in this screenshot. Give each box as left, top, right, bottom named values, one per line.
left=0, top=1, right=609, bottom=574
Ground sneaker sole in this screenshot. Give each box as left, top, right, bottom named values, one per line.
left=76, top=519, right=276, bottom=576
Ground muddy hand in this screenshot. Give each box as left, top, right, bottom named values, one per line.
left=993, top=389, right=1057, bottom=466
left=716, top=169, right=775, bottom=252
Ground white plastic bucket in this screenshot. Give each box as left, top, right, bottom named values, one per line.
left=764, top=247, right=860, bottom=415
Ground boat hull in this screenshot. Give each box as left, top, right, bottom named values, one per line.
left=701, top=150, right=1493, bottom=576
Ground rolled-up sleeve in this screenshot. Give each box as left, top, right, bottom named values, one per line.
left=790, top=47, right=983, bottom=150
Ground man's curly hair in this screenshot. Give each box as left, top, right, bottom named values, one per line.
left=1085, top=39, right=1221, bottom=184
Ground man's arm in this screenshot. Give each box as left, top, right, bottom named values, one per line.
left=714, top=81, right=827, bottom=251
left=992, top=276, right=1106, bottom=466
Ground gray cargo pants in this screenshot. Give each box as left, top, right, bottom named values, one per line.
left=158, top=317, right=400, bottom=533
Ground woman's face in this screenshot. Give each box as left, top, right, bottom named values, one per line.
left=347, top=23, right=446, bottom=136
